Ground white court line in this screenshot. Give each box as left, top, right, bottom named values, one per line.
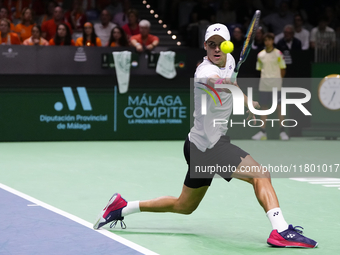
left=290, top=178, right=340, bottom=182
left=290, top=178, right=340, bottom=191
left=309, top=182, right=340, bottom=184
left=0, top=183, right=158, bottom=255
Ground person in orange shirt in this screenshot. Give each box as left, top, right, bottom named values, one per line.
left=65, top=0, right=87, bottom=32
left=130, top=19, right=159, bottom=52
left=122, top=9, right=140, bottom=40
left=23, top=25, right=49, bottom=45
left=49, top=23, right=75, bottom=46
left=3, top=0, right=31, bottom=20
left=14, top=7, right=35, bottom=42
left=107, top=26, right=129, bottom=47
left=42, top=6, right=73, bottom=41
left=0, top=7, right=15, bottom=31
left=39, top=1, right=57, bottom=25
left=0, top=18, right=21, bottom=44
left=75, top=22, right=101, bottom=46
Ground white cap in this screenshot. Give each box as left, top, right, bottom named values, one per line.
left=205, top=23, right=230, bottom=41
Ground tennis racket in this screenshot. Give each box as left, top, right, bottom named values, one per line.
left=230, top=10, right=261, bottom=83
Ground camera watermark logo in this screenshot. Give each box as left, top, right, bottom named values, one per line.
left=197, top=82, right=222, bottom=115
left=198, top=82, right=311, bottom=127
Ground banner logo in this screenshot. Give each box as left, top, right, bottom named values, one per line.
left=74, top=47, right=87, bottom=62
left=55, top=87, right=92, bottom=111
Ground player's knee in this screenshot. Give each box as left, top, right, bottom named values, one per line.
left=175, top=202, right=197, bottom=215
left=261, top=167, right=271, bottom=179
left=248, top=165, right=271, bottom=179
left=181, top=206, right=196, bottom=215
left=252, top=176, right=272, bottom=187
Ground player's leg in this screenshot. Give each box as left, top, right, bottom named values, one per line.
left=231, top=155, right=317, bottom=248
left=252, top=92, right=268, bottom=140
left=277, top=102, right=289, bottom=140
left=260, top=105, right=268, bottom=127
left=252, top=106, right=267, bottom=140
left=94, top=137, right=211, bottom=229
left=93, top=184, right=209, bottom=229
left=140, top=136, right=210, bottom=214
left=231, top=155, right=279, bottom=212
left=139, top=184, right=208, bottom=214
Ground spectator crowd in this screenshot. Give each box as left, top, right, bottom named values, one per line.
left=161, top=0, right=339, bottom=51
left=0, top=0, right=159, bottom=51
left=0, top=0, right=339, bottom=52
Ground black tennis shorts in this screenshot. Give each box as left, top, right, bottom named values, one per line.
left=183, top=135, right=249, bottom=189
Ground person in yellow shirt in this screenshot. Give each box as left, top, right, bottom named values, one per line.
left=14, top=7, right=35, bottom=42
left=75, top=22, right=101, bottom=46
left=252, top=33, right=288, bottom=141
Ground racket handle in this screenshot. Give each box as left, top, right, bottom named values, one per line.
left=230, top=71, right=238, bottom=83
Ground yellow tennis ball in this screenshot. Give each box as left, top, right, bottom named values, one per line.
left=220, top=41, right=234, bottom=54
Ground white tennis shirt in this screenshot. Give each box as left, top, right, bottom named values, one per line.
left=190, top=54, right=235, bottom=152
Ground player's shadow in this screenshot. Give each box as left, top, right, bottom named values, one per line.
left=109, top=229, right=200, bottom=237
left=107, top=228, right=269, bottom=250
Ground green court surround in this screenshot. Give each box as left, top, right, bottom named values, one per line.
left=0, top=139, right=339, bottom=255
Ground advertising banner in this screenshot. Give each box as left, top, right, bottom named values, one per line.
left=0, top=87, right=190, bottom=141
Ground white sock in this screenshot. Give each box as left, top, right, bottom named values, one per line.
left=266, top=207, right=289, bottom=233
left=121, top=201, right=140, bottom=217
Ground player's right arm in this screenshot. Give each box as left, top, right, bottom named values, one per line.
left=198, top=65, right=260, bottom=122
left=207, top=75, right=260, bottom=110
left=198, top=63, right=253, bottom=107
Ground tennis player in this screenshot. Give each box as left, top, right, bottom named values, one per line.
left=94, top=24, right=318, bottom=248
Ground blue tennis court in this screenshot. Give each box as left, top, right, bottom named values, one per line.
left=0, top=184, right=157, bottom=255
